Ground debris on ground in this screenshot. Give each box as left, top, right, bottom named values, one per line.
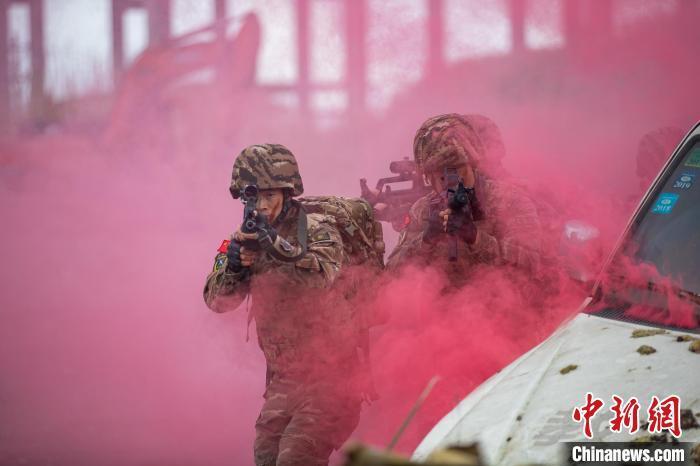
left=637, top=345, right=657, bottom=355
left=631, top=329, right=667, bottom=338
left=631, top=432, right=678, bottom=444
left=560, top=364, right=578, bottom=375
left=691, top=443, right=700, bottom=466
left=342, top=442, right=483, bottom=466
left=676, top=335, right=697, bottom=342
left=681, top=410, right=700, bottom=430
left=690, top=340, right=700, bottom=354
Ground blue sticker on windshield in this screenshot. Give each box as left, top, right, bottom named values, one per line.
left=672, top=172, right=695, bottom=189
left=651, top=193, right=679, bottom=214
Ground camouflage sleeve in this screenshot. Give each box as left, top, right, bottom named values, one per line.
left=385, top=227, right=424, bottom=270
left=386, top=199, right=430, bottom=270
left=470, top=189, right=541, bottom=272
left=283, top=214, right=344, bottom=287
left=203, top=251, right=250, bottom=313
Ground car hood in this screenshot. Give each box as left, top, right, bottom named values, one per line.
left=412, top=310, right=700, bottom=465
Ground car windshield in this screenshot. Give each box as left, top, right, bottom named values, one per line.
left=629, top=139, right=700, bottom=293
left=596, top=136, right=700, bottom=331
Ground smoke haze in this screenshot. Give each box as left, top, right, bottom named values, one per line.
left=1, top=1, right=699, bottom=464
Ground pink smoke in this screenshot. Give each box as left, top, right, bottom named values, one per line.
left=1, top=2, right=700, bottom=465
left=348, top=261, right=582, bottom=454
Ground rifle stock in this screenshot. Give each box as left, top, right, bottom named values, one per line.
left=360, top=158, right=430, bottom=231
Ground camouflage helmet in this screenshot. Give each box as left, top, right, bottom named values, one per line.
left=230, top=143, right=304, bottom=198
left=413, top=113, right=486, bottom=174
left=464, top=114, right=505, bottom=170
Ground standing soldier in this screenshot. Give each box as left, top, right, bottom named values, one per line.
left=204, top=144, right=364, bottom=466
left=386, top=114, right=542, bottom=287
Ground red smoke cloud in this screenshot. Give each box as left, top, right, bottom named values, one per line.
left=350, top=262, right=582, bottom=454
left=1, top=2, right=700, bottom=465
left=596, top=253, right=699, bottom=331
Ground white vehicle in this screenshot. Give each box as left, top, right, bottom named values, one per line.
left=413, top=122, right=700, bottom=465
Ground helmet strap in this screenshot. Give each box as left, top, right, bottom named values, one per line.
left=272, top=190, right=293, bottom=227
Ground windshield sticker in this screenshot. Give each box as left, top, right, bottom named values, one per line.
left=651, top=193, right=679, bottom=214
left=684, top=147, right=700, bottom=168
left=672, top=172, right=695, bottom=189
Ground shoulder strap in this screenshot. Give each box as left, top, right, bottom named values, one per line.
left=260, top=203, right=308, bottom=263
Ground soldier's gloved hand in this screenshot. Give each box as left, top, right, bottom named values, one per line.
left=423, top=208, right=444, bottom=243
left=225, top=239, right=245, bottom=273
left=239, top=246, right=259, bottom=267
left=444, top=209, right=477, bottom=244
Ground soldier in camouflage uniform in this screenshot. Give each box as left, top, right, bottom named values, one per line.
left=204, top=144, right=362, bottom=466
left=386, top=114, right=542, bottom=287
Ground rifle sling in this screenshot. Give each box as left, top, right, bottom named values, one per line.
left=260, top=204, right=308, bottom=263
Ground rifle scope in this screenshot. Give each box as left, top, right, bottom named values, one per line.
left=389, top=159, right=416, bottom=174
left=242, top=185, right=259, bottom=231
left=242, top=184, right=258, bottom=200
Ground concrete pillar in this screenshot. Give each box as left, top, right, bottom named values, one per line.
left=215, top=0, right=226, bottom=39
left=215, top=0, right=226, bottom=19
left=509, top=0, right=526, bottom=53
left=427, top=0, right=443, bottom=76
left=563, top=0, right=581, bottom=51
left=112, top=0, right=125, bottom=85
left=565, top=0, right=612, bottom=53
left=147, top=0, right=170, bottom=46
left=296, top=0, right=309, bottom=116
left=346, top=0, right=366, bottom=119
left=0, top=0, right=9, bottom=131
left=28, top=0, right=45, bottom=116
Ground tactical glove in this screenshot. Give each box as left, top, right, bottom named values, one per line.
left=423, top=207, right=444, bottom=243
left=225, top=239, right=245, bottom=273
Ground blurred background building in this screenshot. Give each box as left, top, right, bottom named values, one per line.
left=1, top=4, right=700, bottom=464
left=1, top=0, right=697, bottom=133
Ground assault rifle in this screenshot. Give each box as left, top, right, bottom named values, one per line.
left=240, top=184, right=261, bottom=250
left=438, top=168, right=485, bottom=261
left=444, top=168, right=470, bottom=261
left=360, top=158, right=431, bottom=231
left=227, top=184, right=261, bottom=278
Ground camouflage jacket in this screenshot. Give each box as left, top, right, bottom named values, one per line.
left=386, top=174, right=542, bottom=284
left=204, top=201, right=359, bottom=380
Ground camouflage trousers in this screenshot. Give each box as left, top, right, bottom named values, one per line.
left=254, top=376, right=361, bottom=466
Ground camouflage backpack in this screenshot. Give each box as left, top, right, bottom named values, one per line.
left=298, top=196, right=385, bottom=269
left=300, top=196, right=386, bottom=401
